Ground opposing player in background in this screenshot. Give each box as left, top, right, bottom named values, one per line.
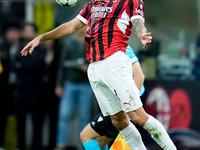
left=80, top=45, right=145, bottom=150
left=16, top=22, right=46, bottom=150
left=21, top=0, right=176, bottom=149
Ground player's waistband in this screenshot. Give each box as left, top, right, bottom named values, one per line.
left=90, top=50, right=124, bottom=64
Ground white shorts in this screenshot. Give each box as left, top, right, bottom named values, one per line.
left=87, top=51, right=143, bottom=116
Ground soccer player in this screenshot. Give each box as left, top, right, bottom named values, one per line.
left=21, top=0, right=176, bottom=149
left=80, top=45, right=145, bottom=150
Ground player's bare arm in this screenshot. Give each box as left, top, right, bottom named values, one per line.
left=132, top=61, right=145, bottom=90
left=132, top=18, right=152, bottom=48
left=21, top=18, right=85, bottom=56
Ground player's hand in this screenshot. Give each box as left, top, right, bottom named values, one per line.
left=140, top=32, right=152, bottom=48
left=20, top=37, right=41, bottom=56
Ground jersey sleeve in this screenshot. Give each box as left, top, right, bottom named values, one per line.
left=127, top=0, right=145, bottom=23
left=76, top=2, right=92, bottom=25
left=126, top=45, right=138, bottom=64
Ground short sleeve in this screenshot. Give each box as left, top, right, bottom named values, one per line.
left=126, top=45, right=138, bottom=64
left=127, top=0, right=145, bottom=22
left=76, top=2, right=92, bottom=25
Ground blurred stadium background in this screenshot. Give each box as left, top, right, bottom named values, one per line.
left=0, top=0, right=200, bottom=150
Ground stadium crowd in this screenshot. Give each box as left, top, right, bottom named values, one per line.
left=1, top=1, right=200, bottom=150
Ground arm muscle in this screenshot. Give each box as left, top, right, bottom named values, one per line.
left=132, top=18, right=147, bottom=40
left=132, top=62, right=145, bottom=91
left=39, top=18, right=86, bottom=42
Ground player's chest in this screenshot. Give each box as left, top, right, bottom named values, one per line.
left=90, top=0, right=126, bottom=19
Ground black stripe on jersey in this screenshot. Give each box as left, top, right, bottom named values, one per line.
left=91, top=1, right=104, bottom=34
left=92, top=39, right=96, bottom=62
left=82, top=2, right=90, bottom=19
left=90, top=0, right=106, bottom=61
left=137, top=0, right=144, bottom=16
left=128, top=0, right=133, bottom=17
left=108, top=0, right=126, bottom=48
left=138, top=0, right=142, bottom=8
left=98, top=1, right=109, bottom=60
left=85, top=37, right=91, bottom=62
left=87, top=1, right=93, bottom=38
left=87, top=1, right=95, bottom=62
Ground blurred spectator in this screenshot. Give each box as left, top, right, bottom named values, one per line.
left=137, top=39, right=160, bottom=79
left=137, top=39, right=160, bottom=62
left=157, top=48, right=193, bottom=80
left=54, top=27, right=93, bottom=150
left=42, top=39, right=61, bottom=150
left=169, top=129, right=200, bottom=150
left=192, top=35, right=200, bottom=79
left=14, top=22, right=46, bottom=150
left=178, top=49, right=188, bottom=58
left=0, top=25, right=21, bottom=150
left=195, top=35, right=200, bottom=61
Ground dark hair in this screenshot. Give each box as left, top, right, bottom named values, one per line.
left=5, top=22, right=21, bottom=32
left=6, top=26, right=20, bottom=32
left=21, top=22, right=38, bottom=33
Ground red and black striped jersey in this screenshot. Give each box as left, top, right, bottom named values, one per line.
left=77, top=0, right=144, bottom=62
